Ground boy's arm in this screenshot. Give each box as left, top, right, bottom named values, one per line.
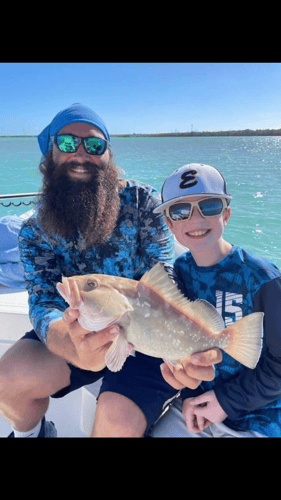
left=214, top=277, right=281, bottom=420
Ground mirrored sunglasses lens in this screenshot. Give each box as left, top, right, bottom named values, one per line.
left=84, top=137, right=106, bottom=155
left=199, top=198, right=223, bottom=216
left=56, top=135, right=78, bottom=152
left=169, top=203, right=192, bottom=221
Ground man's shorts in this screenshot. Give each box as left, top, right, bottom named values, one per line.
left=21, top=329, right=178, bottom=433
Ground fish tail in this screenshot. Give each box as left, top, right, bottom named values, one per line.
left=222, top=312, right=264, bottom=369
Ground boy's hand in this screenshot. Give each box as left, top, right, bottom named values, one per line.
left=184, top=390, right=227, bottom=431
left=182, top=397, right=212, bottom=433
left=160, top=348, right=223, bottom=390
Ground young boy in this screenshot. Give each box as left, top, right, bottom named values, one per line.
left=151, top=163, right=281, bottom=437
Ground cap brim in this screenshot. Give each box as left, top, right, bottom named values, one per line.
left=153, top=193, right=232, bottom=214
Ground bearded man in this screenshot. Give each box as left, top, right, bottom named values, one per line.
left=38, top=130, right=121, bottom=248
left=0, top=104, right=222, bottom=438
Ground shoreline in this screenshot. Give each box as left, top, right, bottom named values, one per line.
left=1, top=128, right=281, bottom=138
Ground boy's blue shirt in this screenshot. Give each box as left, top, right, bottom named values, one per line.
left=174, top=246, right=281, bottom=437
left=18, top=179, right=175, bottom=344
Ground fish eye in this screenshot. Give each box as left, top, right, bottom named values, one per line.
left=87, top=279, right=98, bottom=290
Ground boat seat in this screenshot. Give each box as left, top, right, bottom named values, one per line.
left=0, top=285, right=32, bottom=357
left=81, top=380, right=103, bottom=436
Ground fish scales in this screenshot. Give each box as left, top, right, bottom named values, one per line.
left=136, top=280, right=221, bottom=347
left=56, top=262, right=264, bottom=372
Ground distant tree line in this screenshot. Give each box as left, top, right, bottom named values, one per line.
left=2, top=129, right=281, bottom=139
left=112, top=129, right=281, bottom=138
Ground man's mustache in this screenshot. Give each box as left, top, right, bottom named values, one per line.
left=54, top=160, right=102, bottom=177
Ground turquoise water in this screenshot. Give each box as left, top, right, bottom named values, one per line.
left=0, top=135, right=281, bottom=269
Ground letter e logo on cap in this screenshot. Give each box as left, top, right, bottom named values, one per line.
left=179, top=169, right=198, bottom=189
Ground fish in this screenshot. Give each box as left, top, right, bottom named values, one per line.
left=56, top=262, right=264, bottom=372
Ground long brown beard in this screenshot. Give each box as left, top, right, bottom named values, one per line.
left=38, top=155, right=121, bottom=247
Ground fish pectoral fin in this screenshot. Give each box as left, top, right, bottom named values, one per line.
left=105, top=331, right=134, bottom=372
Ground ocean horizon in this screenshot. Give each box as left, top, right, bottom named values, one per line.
left=0, top=135, right=280, bottom=270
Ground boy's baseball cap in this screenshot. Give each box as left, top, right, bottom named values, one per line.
left=154, top=163, right=232, bottom=214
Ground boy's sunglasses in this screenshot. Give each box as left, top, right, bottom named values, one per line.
left=54, top=134, right=109, bottom=156
left=167, top=197, right=227, bottom=222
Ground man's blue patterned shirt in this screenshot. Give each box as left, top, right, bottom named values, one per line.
left=18, top=179, right=175, bottom=344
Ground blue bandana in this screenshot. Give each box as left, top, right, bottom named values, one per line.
left=37, top=103, right=110, bottom=157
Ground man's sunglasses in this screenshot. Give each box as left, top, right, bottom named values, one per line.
left=54, top=134, right=109, bottom=156
left=167, top=197, right=228, bottom=222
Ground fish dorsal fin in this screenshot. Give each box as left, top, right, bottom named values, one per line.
left=192, top=299, right=225, bottom=333
left=139, top=262, right=224, bottom=333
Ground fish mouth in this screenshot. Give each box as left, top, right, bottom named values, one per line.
left=57, top=277, right=83, bottom=308
left=185, top=229, right=211, bottom=239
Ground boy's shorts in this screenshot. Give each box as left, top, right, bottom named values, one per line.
left=21, top=329, right=178, bottom=433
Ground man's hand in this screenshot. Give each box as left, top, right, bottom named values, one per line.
left=63, top=308, right=120, bottom=371
left=160, top=348, right=223, bottom=390
left=47, top=308, right=119, bottom=371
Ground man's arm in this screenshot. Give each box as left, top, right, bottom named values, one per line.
left=18, top=218, right=67, bottom=343
left=18, top=217, right=119, bottom=370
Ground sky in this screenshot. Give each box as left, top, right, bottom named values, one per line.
left=1, top=62, right=281, bottom=136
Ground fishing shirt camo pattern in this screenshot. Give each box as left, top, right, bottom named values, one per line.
left=18, top=179, right=175, bottom=345
left=174, top=246, right=281, bottom=437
